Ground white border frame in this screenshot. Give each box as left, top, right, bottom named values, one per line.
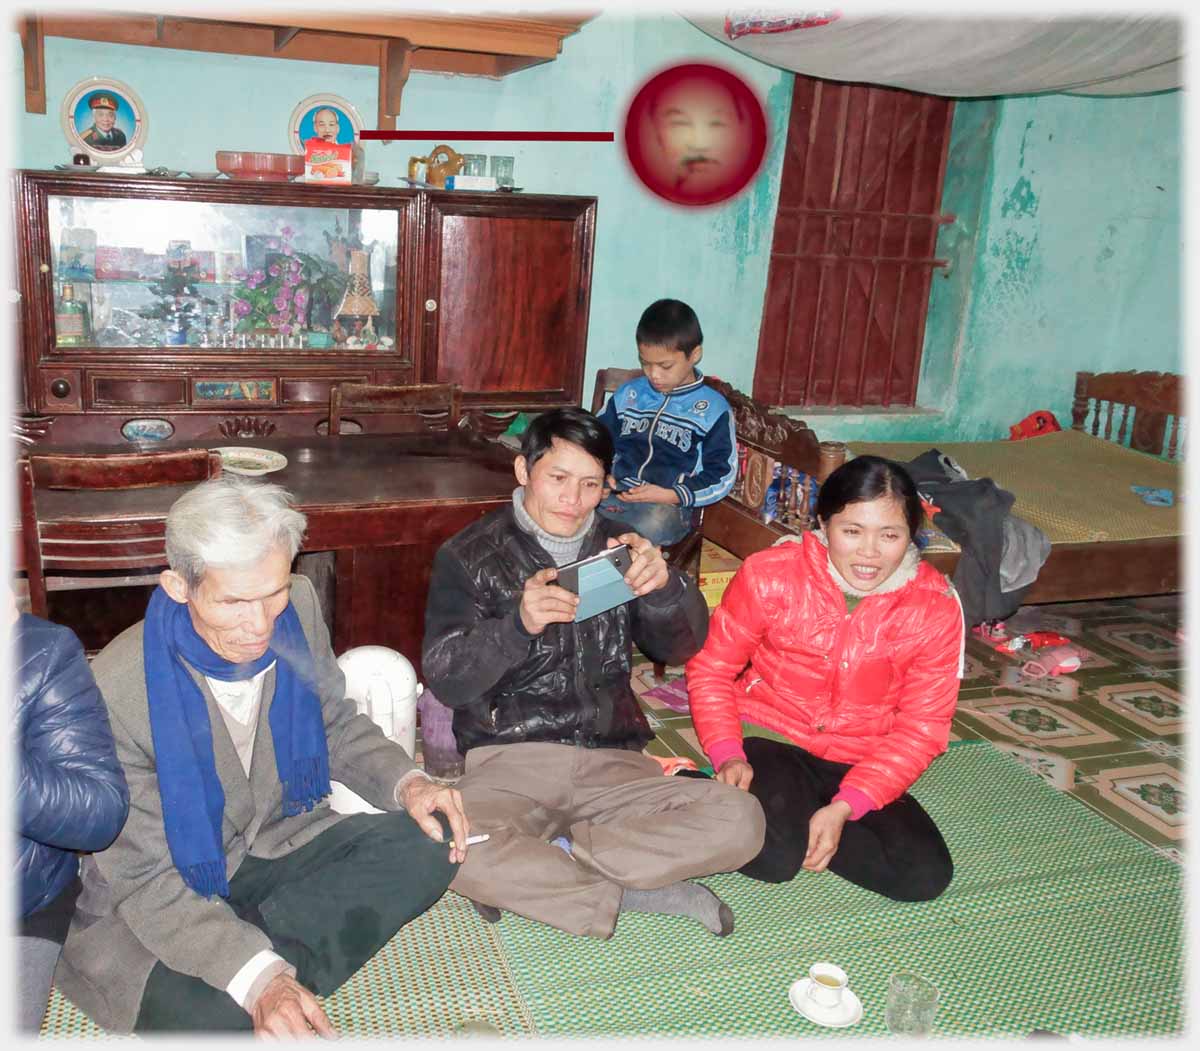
left=60, top=76, right=147, bottom=165
left=288, top=93, right=364, bottom=154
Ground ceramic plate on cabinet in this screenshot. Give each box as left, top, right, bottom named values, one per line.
left=215, top=447, right=288, bottom=476
left=121, top=417, right=174, bottom=443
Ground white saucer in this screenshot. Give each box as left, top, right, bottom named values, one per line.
left=214, top=446, right=288, bottom=476
left=788, top=978, right=864, bottom=1028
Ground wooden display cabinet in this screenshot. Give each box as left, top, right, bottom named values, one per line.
left=12, top=170, right=596, bottom=446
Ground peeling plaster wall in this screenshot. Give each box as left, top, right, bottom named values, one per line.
left=6, top=12, right=789, bottom=398
left=813, top=89, right=1182, bottom=443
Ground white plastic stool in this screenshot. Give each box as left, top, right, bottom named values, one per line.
left=329, top=645, right=422, bottom=815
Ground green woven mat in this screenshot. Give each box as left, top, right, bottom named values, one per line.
left=41, top=893, right=532, bottom=1038
left=494, top=741, right=1185, bottom=1038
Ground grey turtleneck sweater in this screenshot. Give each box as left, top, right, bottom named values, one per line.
left=511, top=486, right=594, bottom=566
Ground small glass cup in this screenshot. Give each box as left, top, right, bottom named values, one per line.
left=490, top=154, right=515, bottom=188
left=885, top=971, right=939, bottom=1036
left=462, top=153, right=488, bottom=177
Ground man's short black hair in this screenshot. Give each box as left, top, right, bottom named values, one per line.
left=520, top=406, right=614, bottom=477
left=635, top=299, right=703, bottom=355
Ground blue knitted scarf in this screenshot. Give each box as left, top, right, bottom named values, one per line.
left=143, top=586, right=331, bottom=899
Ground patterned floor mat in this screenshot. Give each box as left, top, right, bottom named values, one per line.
left=40, top=893, right=532, bottom=1038
left=494, top=742, right=1184, bottom=1038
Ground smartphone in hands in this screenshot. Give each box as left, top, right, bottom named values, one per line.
left=555, top=544, right=636, bottom=622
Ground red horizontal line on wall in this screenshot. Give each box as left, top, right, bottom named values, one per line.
left=361, top=130, right=614, bottom=141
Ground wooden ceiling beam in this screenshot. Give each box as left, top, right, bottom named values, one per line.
left=189, top=10, right=585, bottom=58
left=377, top=37, right=413, bottom=132
left=18, top=15, right=46, bottom=115
left=273, top=26, right=301, bottom=52
left=41, top=15, right=387, bottom=64
left=36, top=14, right=589, bottom=69
left=28, top=11, right=593, bottom=119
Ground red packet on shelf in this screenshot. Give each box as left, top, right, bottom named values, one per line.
left=304, top=139, right=362, bottom=184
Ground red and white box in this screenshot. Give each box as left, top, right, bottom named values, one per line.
left=304, top=139, right=363, bottom=184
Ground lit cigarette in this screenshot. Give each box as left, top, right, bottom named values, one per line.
left=450, top=833, right=490, bottom=848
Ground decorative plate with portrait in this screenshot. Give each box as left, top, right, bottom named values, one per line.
left=61, top=76, right=147, bottom=165
left=288, top=94, right=364, bottom=154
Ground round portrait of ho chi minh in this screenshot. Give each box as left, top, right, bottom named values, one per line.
left=623, top=62, right=768, bottom=208
left=288, top=93, right=364, bottom=154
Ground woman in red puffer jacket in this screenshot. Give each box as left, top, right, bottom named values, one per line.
left=686, top=455, right=964, bottom=901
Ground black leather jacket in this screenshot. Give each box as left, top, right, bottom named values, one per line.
left=16, top=614, right=129, bottom=916
left=422, top=506, right=709, bottom=754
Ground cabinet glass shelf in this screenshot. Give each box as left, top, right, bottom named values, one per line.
left=48, top=195, right=399, bottom=351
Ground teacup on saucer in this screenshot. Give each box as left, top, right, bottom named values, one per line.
left=788, top=978, right=864, bottom=1028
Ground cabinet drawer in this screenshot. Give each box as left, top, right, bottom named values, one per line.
left=91, top=374, right=188, bottom=407
left=280, top=376, right=372, bottom=405
left=40, top=367, right=83, bottom=412
left=373, top=368, right=416, bottom=386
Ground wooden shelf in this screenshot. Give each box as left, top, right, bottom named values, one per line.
left=20, top=9, right=595, bottom=129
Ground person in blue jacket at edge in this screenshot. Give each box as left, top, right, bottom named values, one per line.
left=12, top=588, right=130, bottom=1033
left=597, top=298, right=737, bottom=547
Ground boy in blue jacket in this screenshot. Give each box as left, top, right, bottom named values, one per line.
left=597, top=299, right=737, bottom=546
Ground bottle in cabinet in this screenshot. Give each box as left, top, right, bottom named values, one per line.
left=55, top=283, right=90, bottom=346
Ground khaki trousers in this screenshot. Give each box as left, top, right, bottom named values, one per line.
left=449, top=743, right=765, bottom=939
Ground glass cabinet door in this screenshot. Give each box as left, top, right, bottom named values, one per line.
left=46, top=195, right=400, bottom=352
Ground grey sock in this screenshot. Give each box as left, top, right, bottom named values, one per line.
left=619, top=881, right=735, bottom=936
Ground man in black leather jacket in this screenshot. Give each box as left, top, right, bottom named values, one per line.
left=423, top=408, right=764, bottom=939
left=12, top=592, right=130, bottom=1032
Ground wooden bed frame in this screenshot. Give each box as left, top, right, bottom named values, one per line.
left=700, top=370, right=1183, bottom=605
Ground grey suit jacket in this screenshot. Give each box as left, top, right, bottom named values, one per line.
left=56, top=575, right=419, bottom=1032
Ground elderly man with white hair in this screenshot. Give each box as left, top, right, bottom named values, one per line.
left=56, top=476, right=469, bottom=1037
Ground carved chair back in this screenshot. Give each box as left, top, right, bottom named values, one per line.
left=18, top=449, right=222, bottom=620
left=701, top=375, right=831, bottom=535
left=328, top=382, right=462, bottom=436
left=589, top=367, right=643, bottom=415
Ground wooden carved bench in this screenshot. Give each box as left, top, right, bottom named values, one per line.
left=700, top=376, right=843, bottom=560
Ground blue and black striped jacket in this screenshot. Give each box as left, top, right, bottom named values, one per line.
left=598, top=370, right=737, bottom=509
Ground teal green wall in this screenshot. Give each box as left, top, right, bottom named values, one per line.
left=8, top=12, right=791, bottom=395
left=812, top=88, right=1183, bottom=443
left=9, top=18, right=1182, bottom=443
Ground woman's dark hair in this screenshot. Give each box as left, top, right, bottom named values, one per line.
left=520, top=406, right=614, bottom=476
left=815, top=455, right=923, bottom=539
left=636, top=299, right=703, bottom=354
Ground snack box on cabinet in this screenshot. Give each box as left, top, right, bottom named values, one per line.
left=304, top=139, right=364, bottom=184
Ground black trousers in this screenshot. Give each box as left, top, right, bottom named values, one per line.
left=737, top=737, right=953, bottom=901
left=134, top=809, right=456, bottom=1032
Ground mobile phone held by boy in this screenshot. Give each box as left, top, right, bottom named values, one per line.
left=597, top=299, right=737, bottom=547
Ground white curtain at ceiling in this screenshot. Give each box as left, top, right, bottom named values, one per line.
left=686, top=15, right=1183, bottom=97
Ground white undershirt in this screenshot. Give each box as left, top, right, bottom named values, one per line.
left=207, top=665, right=272, bottom=776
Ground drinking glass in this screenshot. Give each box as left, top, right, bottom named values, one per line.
left=463, top=153, right=487, bottom=177
left=490, top=154, right=515, bottom=188
left=885, top=971, right=939, bottom=1036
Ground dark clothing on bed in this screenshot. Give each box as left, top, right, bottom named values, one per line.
left=903, top=449, right=1042, bottom=626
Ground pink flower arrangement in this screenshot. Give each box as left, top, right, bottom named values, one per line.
left=230, top=226, right=310, bottom=336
